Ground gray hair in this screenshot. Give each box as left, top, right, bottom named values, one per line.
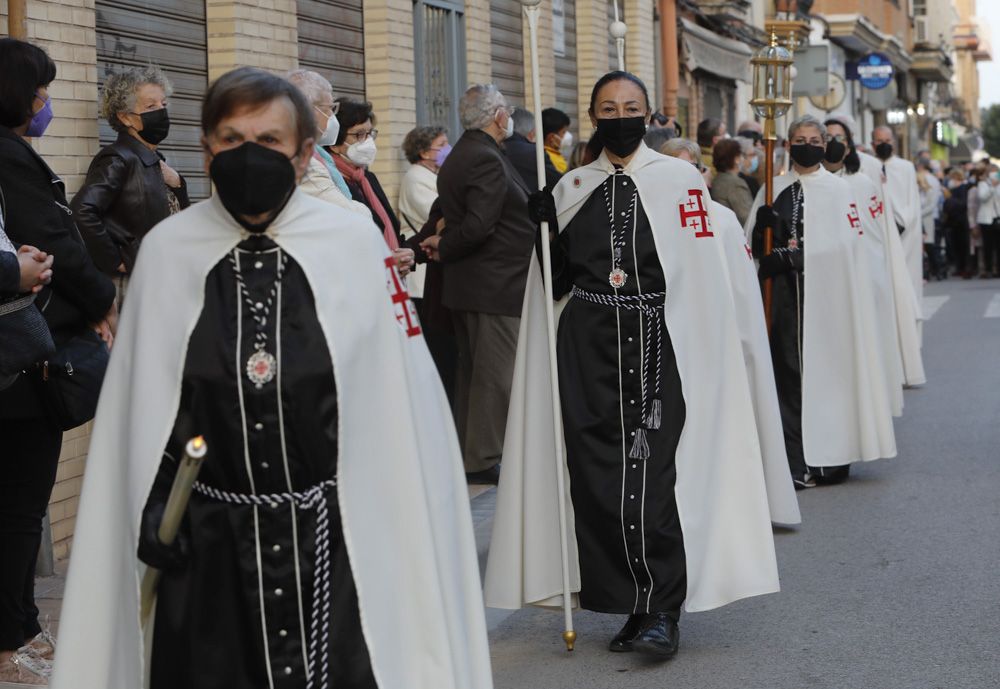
left=101, top=65, right=173, bottom=133
left=659, top=137, right=702, bottom=161
left=787, top=114, right=827, bottom=142
left=459, top=84, right=506, bottom=131
left=734, top=136, right=755, bottom=155
left=285, top=69, right=333, bottom=106
left=511, top=107, right=535, bottom=138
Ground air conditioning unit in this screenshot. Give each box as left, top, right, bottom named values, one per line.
left=915, top=16, right=931, bottom=45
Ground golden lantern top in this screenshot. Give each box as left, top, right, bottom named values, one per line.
left=750, top=33, right=794, bottom=136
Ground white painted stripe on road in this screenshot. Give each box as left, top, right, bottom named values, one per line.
left=985, top=293, right=1000, bottom=319
left=922, top=295, right=950, bottom=321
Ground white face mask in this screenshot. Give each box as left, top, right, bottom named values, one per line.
left=316, top=107, right=340, bottom=147
left=346, top=137, right=377, bottom=167
left=497, top=110, right=514, bottom=140
left=561, top=131, right=574, bottom=150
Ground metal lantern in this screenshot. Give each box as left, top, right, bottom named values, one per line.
left=750, top=33, right=794, bottom=141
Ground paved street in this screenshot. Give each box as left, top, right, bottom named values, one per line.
left=475, top=278, right=1000, bottom=689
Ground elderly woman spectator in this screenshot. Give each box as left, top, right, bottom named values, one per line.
left=710, top=138, right=754, bottom=227
left=735, top=135, right=762, bottom=198
left=399, top=125, right=448, bottom=236
left=660, top=138, right=714, bottom=189
left=975, top=163, right=1000, bottom=278
left=419, top=84, right=534, bottom=484
left=285, top=69, right=370, bottom=218
left=0, top=38, right=116, bottom=685
left=327, top=98, right=413, bottom=275
left=72, top=66, right=188, bottom=299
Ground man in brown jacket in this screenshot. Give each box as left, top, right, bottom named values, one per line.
left=421, top=84, right=534, bottom=483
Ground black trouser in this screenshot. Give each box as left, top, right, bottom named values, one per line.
left=0, top=417, right=62, bottom=651
left=982, top=222, right=1000, bottom=274
left=949, top=223, right=970, bottom=275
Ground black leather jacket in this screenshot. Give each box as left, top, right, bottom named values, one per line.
left=71, top=133, right=189, bottom=274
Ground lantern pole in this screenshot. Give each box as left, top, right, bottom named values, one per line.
left=521, top=0, right=577, bottom=654
left=610, top=1, right=627, bottom=71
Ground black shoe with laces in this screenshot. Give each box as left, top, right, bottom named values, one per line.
left=631, top=612, right=680, bottom=659
left=608, top=614, right=645, bottom=652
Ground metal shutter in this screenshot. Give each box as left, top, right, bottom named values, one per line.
left=297, top=0, right=366, bottom=100
left=96, top=0, right=209, bottom=200
left=490, top=0, right=525, bottom=105
left=554, top=0, right=579, bottom=130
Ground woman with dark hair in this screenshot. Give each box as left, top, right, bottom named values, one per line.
left=486, top=71, right=795, bottom=660
left=709, top=138, right=753, bottom=225
left=823, top=116, right=906, bottom=421
left=327, top=98, right=414, bottom=274
left=0, top=38, right=117, bottom=685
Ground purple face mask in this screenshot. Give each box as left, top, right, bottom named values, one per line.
left=25, top=95, right=53, bottom=138
left=434, top=143, right=452, bottom=168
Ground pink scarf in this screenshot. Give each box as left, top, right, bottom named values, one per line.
left=333, top=155, right=399, bottom=250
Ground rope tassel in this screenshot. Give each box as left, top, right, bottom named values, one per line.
left=629, top=427, right=650, bottom=460
left=644, top=398, right=662, bottom=430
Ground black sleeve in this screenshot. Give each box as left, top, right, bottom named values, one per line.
left=0, top=251, right=20, bottom=296
left=70, top=154, right=128, bottom=274
left=174, top=175, right=191, bottom=209
left=0, top=142, right=116, bottom=323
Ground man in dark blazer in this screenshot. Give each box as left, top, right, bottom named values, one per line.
left=504, top=107, right=562, bottom=192
left=421, top=85, right=535, bottom=484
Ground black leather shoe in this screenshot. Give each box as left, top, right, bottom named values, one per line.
left=465, top=465, right=501, bottom=485
left=631, top=612, right=679, bottom=659
left=608, top=614, right=644, bottom=652
left=813, top=465, right=850, bottom=486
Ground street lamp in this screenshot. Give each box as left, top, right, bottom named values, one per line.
left=749, top=32, right=794, bottom=332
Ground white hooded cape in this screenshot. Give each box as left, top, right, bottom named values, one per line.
left=835, top=167, right=905, bottom=418
left=859, top=152, right=926, bottom=385
left=745, top=168, right=894, bottom=466
left=484, top=144, right=797, bottom=616
left=51, top=191, right=492, bottom=689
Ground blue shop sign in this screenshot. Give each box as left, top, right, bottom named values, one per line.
left=856, top=53, right=894, bottom=90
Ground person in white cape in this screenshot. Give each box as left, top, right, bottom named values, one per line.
left=857, top=137, right=926, bottom=386
left=746, top=114, right=896, bottom=490
left=50, top=67, right=491, bottom=689
left=484, top=71, right=797, bottom=662
left=822, top=116, right=905, bottom=419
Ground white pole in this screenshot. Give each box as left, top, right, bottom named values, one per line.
left=521, top=0, right=576, bottom=653
left=611, top=1, right=626, bottom=71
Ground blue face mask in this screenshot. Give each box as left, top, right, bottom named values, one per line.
left=745, top=155, right=760, bottom=175
left=25, top=95, right=53, bottom=138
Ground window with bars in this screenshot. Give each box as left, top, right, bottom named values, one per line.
left=913, top=0, right=927, bottom=16
left=414, top=0, right=466, bottom=138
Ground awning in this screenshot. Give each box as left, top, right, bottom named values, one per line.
left=825, top=13, right=913, bottom=71
left=681, top=18, right=753, bottom=84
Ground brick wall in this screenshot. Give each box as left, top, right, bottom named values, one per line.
left=363, top=0, right=417, bottom=214
left=206, top=0, right=299, bottom=81
left=624, top=0, right=657, bottom=108
left=522, top=4, right=558, bottom=113
left=576, top=0, right=612, bottom=138
left=465, top=0, right=494, bottom=87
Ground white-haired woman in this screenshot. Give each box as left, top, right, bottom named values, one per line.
left=72, top=65, right=188, bottom=300
left=285, top=69, right=372, bottom=220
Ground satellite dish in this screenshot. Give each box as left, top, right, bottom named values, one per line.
left=809, top=73, right=847, bottom=112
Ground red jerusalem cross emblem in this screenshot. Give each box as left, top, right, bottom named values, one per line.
left=868, top=195, right=884, bottom=220
left=678, top=189, right=713, bottom=238
left=848, top=203, right=862, bottom=235
left=384, top=256, right=422, bottom=338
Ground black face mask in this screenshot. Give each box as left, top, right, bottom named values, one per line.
left=209, top=142, right=297, bottom=233
left=135, top=108, right=170, bottom=146
left=824, top=139, right=847, bottom=164
left=875, top=142, right=894, bottom=160
left=596, top=117, right=646, bottom=158
left=790, top=144, right=826, bottom=169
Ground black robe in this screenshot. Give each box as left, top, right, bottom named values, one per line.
left=141, top=235, right=377, bottom=689
left=551, top=171, right=687, bottom=616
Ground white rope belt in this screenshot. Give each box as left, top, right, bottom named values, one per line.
left=193, top=478, right=337, bottom=689
left=571, top=286, right=666, bottom=460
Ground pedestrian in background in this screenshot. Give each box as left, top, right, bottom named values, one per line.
left=72, top=65, right=188, bottom=304
left=504, top=107, right=561, bottom=192
left=975, top=163, right=1000, bottom=278
left=420, top=84, right=534, bottom=484
left=735, top=135, right=762, bottom=198
left=328, top=98, right=414, bottom=275
left=659, top=137, right=714, bottom=189
left=286, top=69, right=372, bottom=218
left=711, top=138, right=754, bottom=226
left=399, top=124, right=449, bottom=298
left=568, top=138, right=590, bottom=170
left=0, top=38, right=116, bottom=686
left=942, top=167, right=973, bottom=278
left=917, top=159, right=943, bottom=280
left=696, top=117, right=726, bottom=172
left=541, top=107, right=572, bottom=174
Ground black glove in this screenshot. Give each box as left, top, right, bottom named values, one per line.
left=758, top=247, right=803, bottom=278
left=137, top=501, right=190, bottom=571
left=754, top=204, right=780, bottom=234
left=527, top=187, right=558, bottom=229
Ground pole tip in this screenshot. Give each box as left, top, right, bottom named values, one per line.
left=563, top=630, right=577, bottom=652
left=186, top=436, right=208, bottom=459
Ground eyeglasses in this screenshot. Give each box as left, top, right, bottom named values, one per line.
left=791, top=137, right=825, bottom=146
left=345, top=127, right=378, bottom=143
left=829, top=134, right=847, bottom=144
left=314, top=101, right=341, bottom=117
